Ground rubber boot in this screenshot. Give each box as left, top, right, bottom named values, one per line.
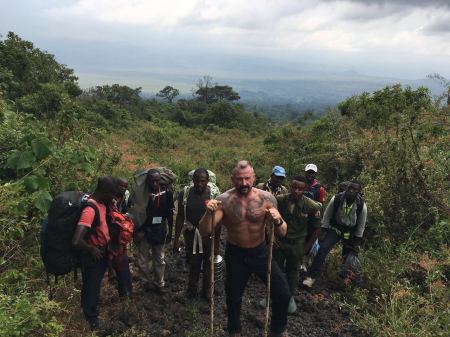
left=258, top=297, right=267, bottom=309
left=287, top=296, right=297, bottom=314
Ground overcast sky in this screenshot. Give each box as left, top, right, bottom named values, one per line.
left=1, top=0, right=450, bottom=91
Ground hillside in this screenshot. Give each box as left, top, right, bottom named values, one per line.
left=1, top=33, right=449, bottom=337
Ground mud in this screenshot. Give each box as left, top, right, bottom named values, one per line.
left=95, top=239, right=370, bottom=337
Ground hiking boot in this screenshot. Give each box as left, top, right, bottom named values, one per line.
left=183, top=260, right=189, bottom=273
left=287, top=296, right=297, bottom=314
left=302, top=277, right=316, bottom=288
left=269, top=331, right=288, bottom=337
left=257, top=297, right=267, bottom=309
left=201, top=289, right=211, bottom=302
left=87, top=318, right=99, bottom=330
left=186, top=289, right=198, bottom=299
left=153, top=281, right=166, bottom=294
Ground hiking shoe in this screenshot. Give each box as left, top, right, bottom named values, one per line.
left=201, top=290, right=211, bottom=302
left=186, top=289, right=198, bottom=299
left=287, top=296, right=297, bottom=314
left=87, top=318, right=99, bottom=330
left=257, top=297, right=267, bottom=309
left=153, top=282, right=166, bottom=294
left=302, top=277, right=316, bottom=288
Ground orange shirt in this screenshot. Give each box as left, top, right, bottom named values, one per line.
left=78, top=199, right=110, bottom=247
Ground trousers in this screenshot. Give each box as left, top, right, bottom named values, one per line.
left=134, top=230, right=166, bottom=287
left=225, top=242, right=290, bottom=334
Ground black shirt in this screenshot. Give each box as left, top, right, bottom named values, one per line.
left=144, top=186, right=174, bottom=226
left=178, top=187, right=210, bottom=227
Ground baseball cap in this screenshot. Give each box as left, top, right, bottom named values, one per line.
left=272, top=166, right=286, bottom=177
left=305, top=163, right=318, bottom=173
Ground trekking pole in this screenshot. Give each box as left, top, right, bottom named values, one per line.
left=210, top=210, right=216, bottom=337
left=264, top=216, right=275, bottom=337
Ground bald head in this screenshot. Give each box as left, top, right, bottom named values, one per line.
left=231, top=160, right=255, bottom=195
left=231, top=160, right=254, bottom=176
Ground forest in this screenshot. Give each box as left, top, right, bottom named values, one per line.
left=0, top=32, right=449, bottom=337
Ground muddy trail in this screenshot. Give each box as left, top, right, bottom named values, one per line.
left=88, top=236, right=370, bottom=337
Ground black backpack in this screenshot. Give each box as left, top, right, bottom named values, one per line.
left=40, top=191, right=99, bottom=281
left=330, top=192, right=364, bottom=230
left=304, top=183, right=322, bottom=202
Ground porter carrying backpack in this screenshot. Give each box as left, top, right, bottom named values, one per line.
left=134, top=167, right=177, bottom=189
left=40, top=191, right=100, bottom=278
left=330, top=192, right=365, bottom=234
left=130, top=167, right=177, bottom=229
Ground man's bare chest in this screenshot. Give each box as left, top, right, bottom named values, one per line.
left=223, top=196, right=267, bottom=224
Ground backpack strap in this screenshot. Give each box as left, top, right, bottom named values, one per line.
left=355, top=194, right=364, bottom=216
left=331, top=193, right=364, bottom=235
left=182, top=185, right=211, bottom=255
left=331, top=193, right=344, bottom=222
left=182, top=185, right=191, bottom=226
left=80, top=202, right=101, bottom=241
left=83, top=203, right=100, bottom=228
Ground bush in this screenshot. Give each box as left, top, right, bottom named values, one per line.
left=0, top=292, right=64, bottom=337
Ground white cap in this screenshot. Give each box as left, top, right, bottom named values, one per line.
left=305, top=163, right=318, bottom=173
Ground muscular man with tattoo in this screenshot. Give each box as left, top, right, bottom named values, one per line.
left=199, top=160, right=291, bottom=337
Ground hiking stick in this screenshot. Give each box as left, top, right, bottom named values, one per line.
left=210, top=210, right=215, bottom=337
left=264, top=216, right=275, bottom=337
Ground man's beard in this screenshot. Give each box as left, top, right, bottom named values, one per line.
left=237, top=185, right=252, bottom=195
left=195, top=186, right=206, bottom=194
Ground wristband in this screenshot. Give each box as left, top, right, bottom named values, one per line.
left=274, top=219, right=284, bottom=227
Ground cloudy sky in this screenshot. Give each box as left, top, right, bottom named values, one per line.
left=1, top=0, right=450, bottom=91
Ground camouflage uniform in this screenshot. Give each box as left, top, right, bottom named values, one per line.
left=256, top=181, right=288, bottom=196
left=274, top=194, right=322, bottom=295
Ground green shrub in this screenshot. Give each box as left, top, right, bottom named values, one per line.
left=0, top=290, right=64, bottom=337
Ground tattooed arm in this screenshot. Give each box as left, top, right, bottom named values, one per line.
left=266, top=193, right=287, bottom=237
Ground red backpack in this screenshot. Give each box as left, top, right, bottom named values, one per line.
left=107, top=207, right=134, bottom=257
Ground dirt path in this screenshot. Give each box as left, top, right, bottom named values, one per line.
left=96, top=239, right=370, bottom=337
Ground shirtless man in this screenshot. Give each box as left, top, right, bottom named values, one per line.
left=199, top=160, right=290, bottom=337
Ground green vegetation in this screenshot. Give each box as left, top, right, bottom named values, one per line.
left=0, top=32, right=448, bottom=336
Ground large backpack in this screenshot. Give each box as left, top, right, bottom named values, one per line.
left=182, top=170, right=221, bottom=255
left=183, top=169, right=220, bottom=218
left=129, top=167, right=177, bottom=229
left=40, top=191, right=99, bottom=279
left=330, top=192, right=365, bottom=231
left=134, top=167, right=176, bottom=189
left=186, top=169, right=220, bottom=199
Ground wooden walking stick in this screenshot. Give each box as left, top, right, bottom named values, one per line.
left=264, top=215, right=275, bottom=337
left=210, top=210, right=216, bottom=337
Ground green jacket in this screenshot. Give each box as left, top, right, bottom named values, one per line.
left=276, top=194, right=322, bottom=239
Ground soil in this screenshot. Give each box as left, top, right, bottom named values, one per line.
left=90, top=234, right=371, bottom=337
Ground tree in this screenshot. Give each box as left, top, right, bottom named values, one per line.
left=0, top=32, right=79, bottom=100
left=194, top=76, right=240, bottom=103
left=156, top=85, right=179, bottom=103
left=83, top=84, right=142, bottom=107
left=212, top=85, right=240, bottom=102
left=195, top=75, right=214, bottom=103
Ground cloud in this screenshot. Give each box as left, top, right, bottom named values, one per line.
left=322, top=0, right=450, bottom=8
left=2, top=0, right=450, bottom=80
left=319, top=0, right=450, bottom=22
left=44, top=0, right=314, bottom=31
left=422, top=18, right=450, bottom=34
